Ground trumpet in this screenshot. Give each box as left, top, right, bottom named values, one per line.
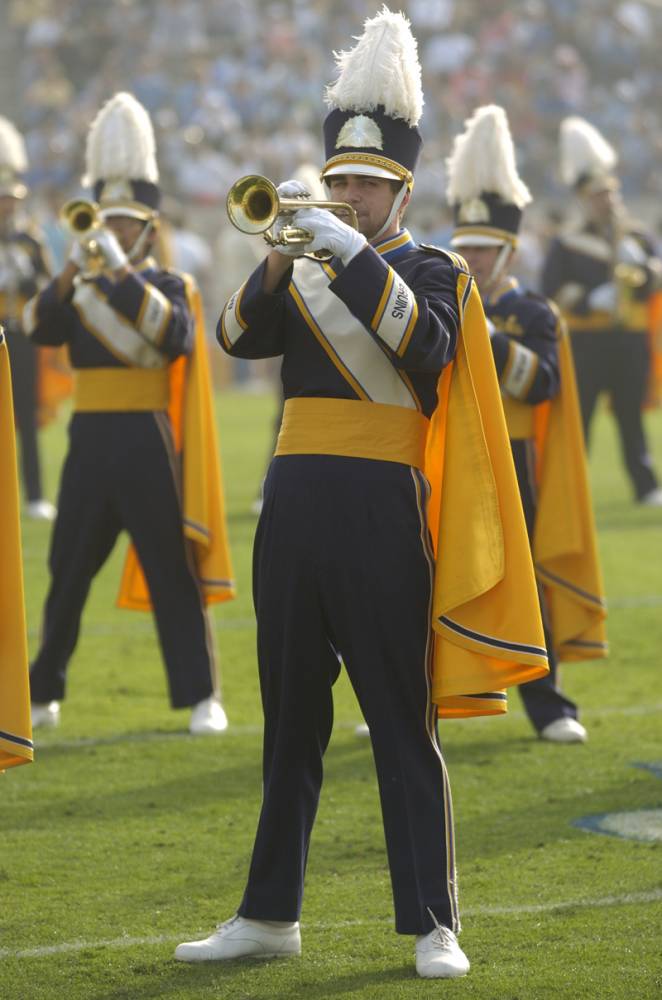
left=60, top=198, right=100, bottom=236
left=226, top=174, right=358, bottom=257
left=59, top=198, right=108, bottom=274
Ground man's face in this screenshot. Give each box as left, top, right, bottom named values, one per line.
left=459, top=244, right=508, bottom=290
left=326, top=174, right=404, bottom=241
left=104, top=215, right=149, bottom=254
left=584, top=184, right=620, bottom=225
left=0, top=195, right=18, bottom=231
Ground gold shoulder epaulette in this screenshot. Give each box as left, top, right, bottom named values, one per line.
left=419, top=243, right=469, bottom=273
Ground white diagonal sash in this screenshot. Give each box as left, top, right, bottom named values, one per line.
left=73, top=281, right=166, bottom=369
left=291, top=262, right=416, bottom=408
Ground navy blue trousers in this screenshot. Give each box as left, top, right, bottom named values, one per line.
left=511, top=440, right=578, bottom=731
left=238, top=455, right=459, bottom=936
left=29, top=411, right=216, bottom=708
left=571, top=329, right=658, bottom=500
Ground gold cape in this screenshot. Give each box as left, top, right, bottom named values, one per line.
left=0, top=332, right=33, bottom=770
left=117, top=274, right=235, bottom=609
left=532, top=321, right=607, bottom=661
left=425, top=273, right=549, bottom=718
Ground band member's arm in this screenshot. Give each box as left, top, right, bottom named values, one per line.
left=329, top=246, right=458, bottom=372
left=490, top=300, right=560, bottom=405
left=22, top=276, right=76, bottom=345
left=103, top=270, right=194, bottom=358
left=217, top=256, right=288, bottom=358
left=541, top=238, right=590, bottom=315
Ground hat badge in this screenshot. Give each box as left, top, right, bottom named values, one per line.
left=101, top=179, right=134, bottom=202
left=335, top=115, right=383, bottom=150
left=458, top=197, right=490, bottom=224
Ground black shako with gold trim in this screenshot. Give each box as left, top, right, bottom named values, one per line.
left=322, top=106, right=422, bottom=188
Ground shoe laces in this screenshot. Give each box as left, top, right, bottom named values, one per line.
left=425, top=907, right=456, bottom=950
left=215, top=914, right=241, bottom=933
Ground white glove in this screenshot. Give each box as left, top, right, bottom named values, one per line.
left=68, top=238, right=89, bottom=271
left=617, top=236, right=647, bottom=266
left=270, top=179, right=312, bottom=257
left=292, top=206, right=367, bottom=265
left=92, top=228, right=128, bottom=271
left=587, top=282, right=617, bottom=312
left=276, top=179, right=311, bottom=200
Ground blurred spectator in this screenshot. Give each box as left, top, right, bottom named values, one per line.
left=2, top=0, right=660, bottom=349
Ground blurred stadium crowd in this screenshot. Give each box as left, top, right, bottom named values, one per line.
left=2, top=0, right=662, bottom=339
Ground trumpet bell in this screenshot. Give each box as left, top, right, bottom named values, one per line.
left=60, top=199, right=99, bottom=236
left=226, top=175, right=279, bottom=236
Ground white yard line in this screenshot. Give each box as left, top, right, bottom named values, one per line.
left=2, top=888, right=661, bottom=961
left=33, top=700, right=662, bottom=750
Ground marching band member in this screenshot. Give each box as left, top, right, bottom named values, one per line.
left=445, top=105, right=607, bottom=744
left=177, top=10, right=548, bottom=978
left=542, top=116, right=662, bottom=506
left=24, top=93, right=235, bottom=734
left=0, top=115, right=57, bottom=520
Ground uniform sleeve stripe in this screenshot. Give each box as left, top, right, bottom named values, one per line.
left=136, top=284, right=173, bottom=345
left=371, top=269, right=417, bottom=354
left=396, top=299, right=419, bottom=357
left=220, top=282, right=248, bottom=348
left=502, top=342, right=538, bottom=399
left=371, top=268, right=394, bottom=330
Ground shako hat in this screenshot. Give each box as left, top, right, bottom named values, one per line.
left=559, top=116, right=618, bottom=196
left=321, top=6, right=423, bottom=190
left=446, top=104, right=531, bottom=248
left=0, top=116, right=28, bottom=199
left=84, top=92, right=160, bottom=221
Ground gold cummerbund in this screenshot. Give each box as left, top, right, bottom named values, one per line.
left=275, top=396, right=430, bottom=470
left=502, top=396, right=534, bottom=439
left=74, top=367, right=170, bottom=412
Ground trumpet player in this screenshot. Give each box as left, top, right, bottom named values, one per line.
left=24, top=92, right=234, bottom=734
left=178, top=9, right=549, bottom=979
left=445, top=105, right=606, bottom=745
left=542, top=117, right=662, bottom=506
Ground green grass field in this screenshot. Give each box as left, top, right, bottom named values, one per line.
left=2, top=391, right=661, bottom=1000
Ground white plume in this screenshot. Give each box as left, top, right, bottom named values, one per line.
left=0, top=116, right=27, bottom=172
left=559, top=116, right=617, bottom=187
left=84, top=92, right=158, bottom=185
left=325, top=6, right=423, bottom=127
left=445, top=105, right=531, bottom=208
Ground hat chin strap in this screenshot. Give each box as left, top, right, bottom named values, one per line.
left=484, top=243, right=513, bottom=295
left=127, top=220, right=155, bottom=264
left=371, top=183, right=408, bottom=242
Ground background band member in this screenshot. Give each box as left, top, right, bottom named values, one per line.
left=445, top=104, right=607, bottom=744
left=24, top=93, right=235, bottom=734
left=0, top=116, right=56, bottom=520
left=177, top=10, right=549, bottom=979
left=542, top=116, right=662, bottom=506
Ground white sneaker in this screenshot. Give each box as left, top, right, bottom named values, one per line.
left=639, top=488, right=662, bottom=507
left=25, top=500, right=57, bottom=521
left=355, top=723, right=370, bottom=737
left=31, top=701, right=60, bottom=728
left=540, top=717, right=587, bottom=743
left=174, top=915, right=301, bottom=962
left=415, top=914, right=469, bottom=979
left=189, top=696, right=228, bottom=734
